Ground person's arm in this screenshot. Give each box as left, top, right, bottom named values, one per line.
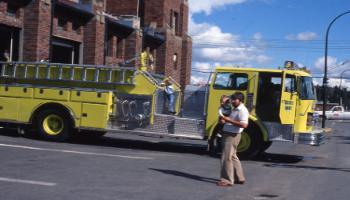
left=221, top=116, right=248, bottom=129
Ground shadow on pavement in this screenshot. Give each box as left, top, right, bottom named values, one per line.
left=264, top=163, right=350, bottom=172
left=69, top=135, right=209, bottom=156
left=0, top=128, right=209, bottom=155
left=332, top=136, right=350, bottom=141
left=0, top=129, right=308, bottom=162
left=0, top=128, right=21, bottom=137
left=253, top=153, right=303, bottom=164
left=149, top=168, right=219, bottom=184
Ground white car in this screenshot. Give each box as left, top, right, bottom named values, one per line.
left=316, top=106, right=350, bottom=120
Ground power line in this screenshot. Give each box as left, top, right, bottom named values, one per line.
left=191, top=69, right=214, bottom=73
left=193, top=43, right=350, bottom=50
left=191, top=37, right=350, bottom=43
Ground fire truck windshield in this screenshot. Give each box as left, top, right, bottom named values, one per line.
left=299, top=76, right=315, bottom=100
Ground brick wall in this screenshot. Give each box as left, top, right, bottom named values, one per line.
left=143, top=0, right=165, bottom=28
left=105, top=24, right=138, bottom=66
left=180, top=35, right=192, bottom=86
left=106, top=0, right=139, bottom=17
left=180, top=0, right=188, bottom=36
left=0, top=0, right=192, bottom=87
left=0, top=0, right=24, bottom=28
left=23, top=0, right=51, bottom=62
left=53, top=9, right=85, bottom=43
left=145, top=0, right=191, bottom=86
left=124, top=30, right=142, bottom=67
left=83, top=0, right=105, bottom=64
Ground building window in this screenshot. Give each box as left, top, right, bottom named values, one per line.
left=57, top=18, right=68, bottom=31
left=7, top=4, right=19, bottom=18
left=72, top=21, right=82, bottom=34
left=107, top=35, right=114, bottom=57
left=170, top=10, right=180, bottom=36
left=116, top=38, right=124, bottom=59
left=173, top=53, right=178, bottom=70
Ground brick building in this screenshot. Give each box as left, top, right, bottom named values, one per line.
left=0, top=0, right=192, bottom=86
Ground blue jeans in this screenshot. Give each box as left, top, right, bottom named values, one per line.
left=167, top=93, right=175, bottom=113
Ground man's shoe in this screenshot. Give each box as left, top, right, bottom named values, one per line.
left=234, top=180, right=245, bottom=185
left=216, top=181, right=233, bottom=187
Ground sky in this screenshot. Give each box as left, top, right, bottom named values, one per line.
left=188, top=0, right=350, bottom=88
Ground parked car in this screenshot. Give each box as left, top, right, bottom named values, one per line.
left=316, top=106, right=350, bottom=120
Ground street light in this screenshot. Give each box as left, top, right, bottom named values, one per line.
left=322, top=10, right=350, bottom=128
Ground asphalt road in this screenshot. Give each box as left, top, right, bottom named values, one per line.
left=0, top=121, right=349, bottom=200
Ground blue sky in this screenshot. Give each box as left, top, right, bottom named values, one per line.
left=188, top=0, right=350, bottom=87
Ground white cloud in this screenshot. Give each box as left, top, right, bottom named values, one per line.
left=253, top=32, right=263, bottom=41
left=312, top=57, right=350, bottom=89
left=191, top=75, right=208, bottom=85
left=314, top=78, right=350, bottom=89
left=189, top=0, right=246, bottom=15
left=192, top=62, right=213, bottom=71
left=314, top=56, right=338, bottom=71
left=190, top=19, right=238, bottom=45
left=189, top=1, right=271, bottom=84
left=190, top=19, right=271, bottom=65
left=286, top=31, right=318, bottom=41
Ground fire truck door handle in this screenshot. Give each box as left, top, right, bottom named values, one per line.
left=82, top=113, right=88, bottom=117
left=0, top=106, right=3, bottom=110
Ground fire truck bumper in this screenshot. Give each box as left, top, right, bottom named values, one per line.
left=294, top=130, right=326, bottom=146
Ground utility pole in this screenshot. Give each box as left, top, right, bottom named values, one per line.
left=322, top=10, right=350, bottom=128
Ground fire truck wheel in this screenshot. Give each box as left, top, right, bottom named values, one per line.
left=36, top=109, right=72, bottom=142
left=259, top=141, right=273, bottom=154
left=237, top=125, right=263, bottom=159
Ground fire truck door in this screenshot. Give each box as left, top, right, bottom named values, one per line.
left=279, top=74, right=297, bottom=124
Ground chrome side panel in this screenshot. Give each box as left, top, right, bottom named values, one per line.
left=263, top=121, right=326, bottom=146
left=109, top=114, right=206, bottom=140
left=294, top=130, right=325, bottom=146
left=109, top=93, right=153, bottom=129
left=263, top=122, right=294, bottom=141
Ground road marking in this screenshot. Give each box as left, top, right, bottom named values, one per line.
left=0, top=177, right=56, bottom=186
left=0, top=143, right=153, bottom=160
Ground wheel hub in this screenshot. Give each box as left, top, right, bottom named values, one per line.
left=43, top=114, right=64, bottom=136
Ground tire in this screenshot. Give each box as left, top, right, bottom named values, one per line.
left=209, top=123, right=264, bottom=159
left=259, top=141, right=273, bottom=154
left=237, top=124, right=263, bottom=159
left=207, top=125, right=223, bottom=156
left=36, top=109, right=72, bottom=142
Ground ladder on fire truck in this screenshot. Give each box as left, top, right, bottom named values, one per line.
left=0, top=62, right=137, bottom=86
left=0, top=62, right=181, bottom=89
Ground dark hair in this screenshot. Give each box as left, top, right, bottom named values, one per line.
left=231, top=92, right=245, bottom=103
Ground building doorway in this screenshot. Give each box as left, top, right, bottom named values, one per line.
left=0, top=25, right=20, bottom=62
left=51, top=38, right=80, bottom=64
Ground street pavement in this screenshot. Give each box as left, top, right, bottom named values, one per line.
left=0, top=121, right=349, bottom=200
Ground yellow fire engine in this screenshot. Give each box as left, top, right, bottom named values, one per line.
left=0, top=61, right=324, bottom=158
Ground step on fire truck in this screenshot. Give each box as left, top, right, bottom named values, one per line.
left=0, top=61, right=325, bottom=158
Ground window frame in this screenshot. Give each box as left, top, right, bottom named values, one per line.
left=213, top=72, right=249, bottom=91
left=284, top=74, right=297, bottom=93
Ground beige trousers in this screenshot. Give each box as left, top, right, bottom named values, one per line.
left=220, top=133, right=245, bottom=184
